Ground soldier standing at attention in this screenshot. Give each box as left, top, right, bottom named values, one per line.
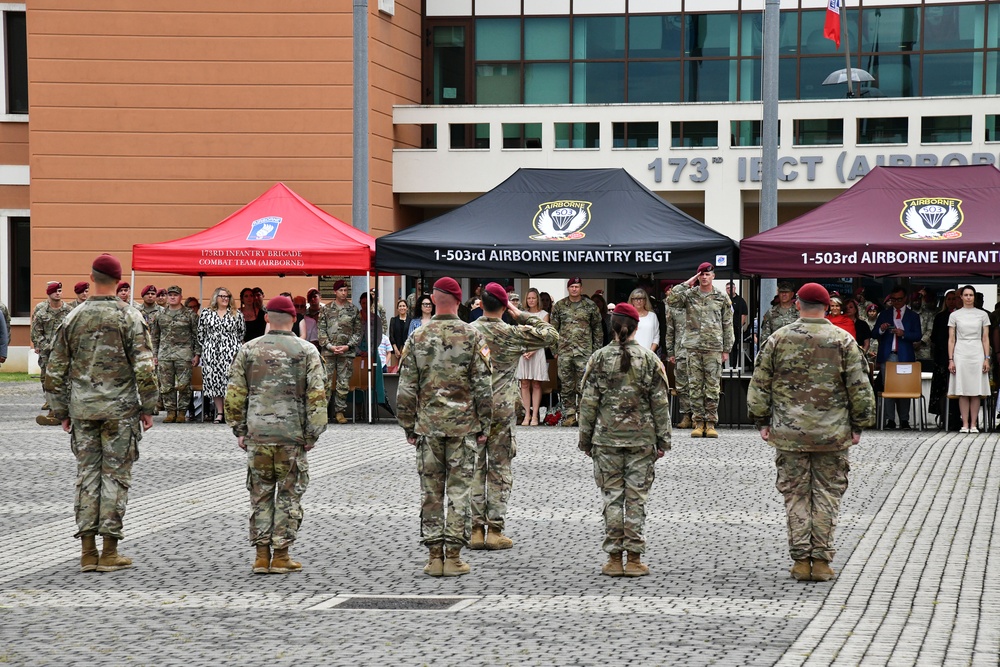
left=46, top=253, right=158, bottom=572
left=0, top=299, right=9, bottom=369
left=397, top=277, right=492, bottom=577
left=150, top=285, right=201, bottom=423
left=667, top=263, right=733, bottom=438
left=69, top=281, right=89, bottom=309
left=317, top=279, right=361, bottom=425
left=748, top=283, right=875, bottom=582
left=550, top=277, right=602, bottom=427
left=665, top=291, right=691, bottom=429
left=759, top=282, right=798, bottom=344
left=226, top=295, right=327, bottom=574
left=137, top=284, right=162, bottom=327
left=468, top=282, right=558, bottom=551
left=32, top=281, right=72, bottom=425
left=117, top=282, right=132, bottom=303
left=579, top=302, right=671, bottom=577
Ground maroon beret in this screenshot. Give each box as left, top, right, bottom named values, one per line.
left=484, top=282, right=508, bottom=307
left=92, top=253, right=122, bottom=281
left=612, top=302, right=640, bottom=322
left=156, top=288, right=166, bottom=297
left=73, top=281, right=89, bottom=295
left=333, top=280, right=348, bottom=291
left=46, top=281, right=62, bottom=296
left=567, top=277, right=582, bottom=286
left=433, top=276, right=462, bottom=301
left=697, top=262, right=714, bottom=273
left=141, top=284, right=157, bottom=296
left=307, top=288, right=320, bottom=298
left=117, top=282, right=131, bottom=292
left=266, top=295, right=296, bottom=318
left=797, top=282, right=830, bottom=306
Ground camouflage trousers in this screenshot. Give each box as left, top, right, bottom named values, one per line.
left=775, top=449, right=850, bottom=562
left=323, top=354, right=352, bottom=414
left=246, top=441, right=310, bottom=549
left=416, top=435, right=476, bottom=547
left=71, top=415, right=141, bottom=539
left=38, top=353, right=49, bottom=393
left=672, top=355, right=690, bottom=415
left=686, top=349, right=722, bottom=423
left=558, top=354, right=589, bottom=417
left=157, top=360, right=192, bottom=412
left=592, top=444, right=657, bottom=554
left=471, top=419, right=517, bottom=532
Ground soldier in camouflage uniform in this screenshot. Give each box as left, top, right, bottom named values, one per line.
left=550, top=277, right=603, bottom=427
left=150, top=286, right=201, bottom=423
left=226, top=295, right=328, bottom=574
left=748, top=283, right=875, bottom=583
left=69, top=281, right=89, bottom=309
left=911, top=288, right=936, bottom=373
left=468, top=283, right=558, bottom=551
left=758, top=282, right=798, bottom=344
left=665, top=299, right=691, bottom=428
left=45, top=253, right=158, bottom=573
left=667, top=263, right=733, bottom=438
left=0, top=300, right=8, bottom=370
left=136, top=284, right=162, bottom=328
left=579, top=302, right=671, bottom=577
left=317, top=280, right=361, bottom=425
left=32, top=281, right=73, bottom=425
left=397, top=276, right=492, bottom=577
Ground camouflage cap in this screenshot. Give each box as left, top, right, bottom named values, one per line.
left=777, top=281, right=795, bottom=292
left=166, top=285, right=182, bottom=295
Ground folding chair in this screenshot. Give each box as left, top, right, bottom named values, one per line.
left=189, top=365, right=205, bottom=422
left=348, top=356, right=370, bottom=423
left=878, top=361, right=926, bottom=431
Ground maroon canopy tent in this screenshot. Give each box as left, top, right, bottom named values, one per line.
left=741, top=165, right=1000, bottom=278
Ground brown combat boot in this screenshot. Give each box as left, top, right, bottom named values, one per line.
left=252, top=545, right=271, bottom=574
left=174, top=412, right=186, bottom=424
left=423, top=545, right=444, bottom=577
left=36, top=411, right=61, bottom=426
left=690, top=420, right=705, bottom=437
left=163, top=411, right=177, bottom=423
left=703, top=422, right=719, bottom=438
left=790, top=559, right=812, bottom=581
left=96, top=536, right=133, bottom=572
left=485, top=530, right=513, bottom=550
left=811, top=559, right=836, bottom=581
left=468, top=525, right=486, bottom=550
left=442, top=545, right=470, bottom=577
left=678, top=414, right=692, bottom=429
left=269, top=547, right=302, bottom=573
left=624, top=551, right=650, bottom=577
left=562, top=414, right=577, bottom=427
left=335, top=413, right=348, bottom=425
left=80, top=535, right=99, bottom=573
left=601, top=552, right=624, bottom=577
left=41, top=400, right=50, bottom=411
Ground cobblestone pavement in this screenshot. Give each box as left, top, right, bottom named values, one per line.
left=0, top=380, right=995, bottom=665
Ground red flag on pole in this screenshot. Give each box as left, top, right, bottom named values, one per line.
left=824, top=0, right=841, bottom=48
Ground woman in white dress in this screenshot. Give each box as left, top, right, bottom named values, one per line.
left=947, top=285, right=991, bottom=433
left=198, top=287, right=245, bottom=423
left=629, top=288, right=660, bottom=354
left=517, top=288, right=549, bottom=426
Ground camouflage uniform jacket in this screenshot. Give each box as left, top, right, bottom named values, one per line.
left=915, top=307, right=935, bottom=361
left=667, top=284, right=734, bottom=352
left=0, top=301, right=9, bottom=330
left=470, top=313, right=559, bottom=424
left=137, top=302, right=163, bottom=329
left=68, top=298, right=87, bottom=311
left=317, top=301, right=361, bottom=357
left=151, top=306, right=202, bottom=361
left=397, top=314, right=493, bottom=438
left=758, top=304, right=799, bottom=343
left=747, top=317, right=876, bottom=452
left=45, top=296, right=158, bottom=421
left=664, top=304, right=687, bottom=358
left=225, top=330, right=328, bottom=446
left=31, top=301, right=72, bottom=354
left=550, top=297, right=602, bottom=358
left=578, top=340, right=672, bottom=452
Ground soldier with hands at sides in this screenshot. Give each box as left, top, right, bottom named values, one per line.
left=550, top=277, right=603, bottom=427
left=317, top=279, right=362, bottom=425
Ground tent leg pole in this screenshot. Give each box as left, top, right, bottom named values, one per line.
left=368, top=271, right=373, bottom=424
left=130, top=269, right=135, bottom=304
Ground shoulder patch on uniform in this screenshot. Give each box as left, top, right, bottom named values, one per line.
left=479, top=343, right=491, bottom=363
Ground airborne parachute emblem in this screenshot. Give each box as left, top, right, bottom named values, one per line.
left=899, top=198, right=963, bottom=240
left=248, top=216, right=282, bottom=241
left=530, top=201, right=592, bottom=241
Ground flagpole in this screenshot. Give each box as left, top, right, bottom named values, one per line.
left=842, top=0, right=854, bottom=97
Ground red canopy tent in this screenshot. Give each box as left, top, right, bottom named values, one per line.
left=741, top=165, right=1000, bottom=278
left=132, top=182, right=374, bottom=276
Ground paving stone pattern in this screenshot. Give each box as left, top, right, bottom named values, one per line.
left=0, top=381, right=995, bottom=665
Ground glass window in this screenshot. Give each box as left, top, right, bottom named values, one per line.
left=572, top=62, right=625, bottom=103
left=629, top=15, right=682, bottom=59
left=449, top=124, right=489, bottom=149
left=476, top=64, right=521, bottom=104
left=988, top=52, right=1000, bottom=96
left=555, top=123, right=599, bottom=149
left=867, top=54, right=919, bottom=98
left=525, top=63, right=569, bottom=104
left=987, top=115, right=1000, bottom=142
left=921, top=115, right=972, bottom=143
left=730, top=120, right=780, bottom=148
left=685, top=13, right=739, bottom=58
left=525, top=18, right=569, bottom=60
left=9, top=216, right=30, bottom=316
left=628, top=61, right=680, bottom=103
left=613, top=122, right=658, bottom=148
left=740, top=11, right=799, bottom=56
left=684, top=59, right=736, bottom=102
left=503, top=123, right=542, bottom=149
left=5, top=12, right=26, bottom=114
left=922, top=52, right=982, bottom=96
left=738, top=57, right=797, bottom=101
left=798, top=56, right=849, bottom=99
left=857, top=117, right=908, bottom=144
left=476, top=19, right=520, bottom=61
left=801, top=10, right=856, bottom=56
left=573, top=16, right=625, bottom=60
left=432, top=26, right=467, bottom=105
left=793, top=119, right=843, bottom=146
left=990, top=6, right=1000, bottom=49
left=860, top=7, right=919, bottom=53
left=923, top=4, right=984, bottom=50
left=672, top=121, right=717, bottom=148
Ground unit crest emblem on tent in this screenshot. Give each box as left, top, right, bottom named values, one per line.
left=900, top=198, right=963, bottom=240
left=248, top=216, right=282, bottom=241
left=530, top=201, right=591, bottom=241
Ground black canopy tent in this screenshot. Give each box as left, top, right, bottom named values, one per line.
left=376, top=168, right=739, bottom=278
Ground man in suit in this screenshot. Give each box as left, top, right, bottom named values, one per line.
left=873, top=286, right=922, bottom=430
